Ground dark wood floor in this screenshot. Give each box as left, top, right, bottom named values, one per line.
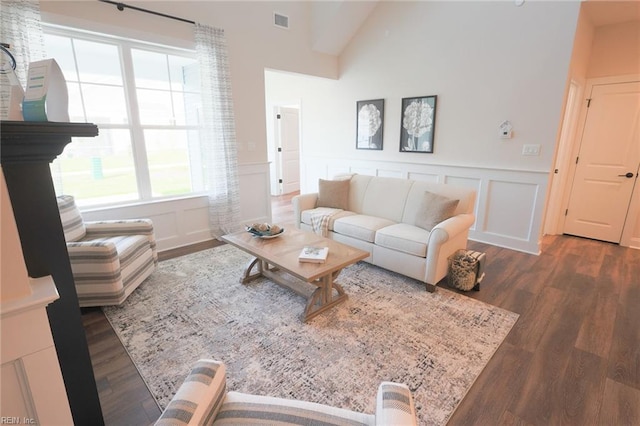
left=81, top=192, right=640, bottom=425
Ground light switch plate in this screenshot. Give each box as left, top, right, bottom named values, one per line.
left=522, top=144, right=540, bottom=156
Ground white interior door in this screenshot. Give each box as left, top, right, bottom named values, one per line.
left=277, top=107, right=301, bottom=195
left=564, top=81, right=640, bottom=243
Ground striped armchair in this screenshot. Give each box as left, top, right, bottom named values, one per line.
left=156, top=359, right=418, bottom=426
left=56, top=195, right=157, bottom=307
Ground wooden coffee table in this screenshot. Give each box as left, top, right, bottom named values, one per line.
left=221, top=228, right=369, bottom=322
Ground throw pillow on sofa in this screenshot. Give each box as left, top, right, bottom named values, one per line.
left=415, top=191, right=460, bottom=231
left=317, top=179, right=350, bottom=210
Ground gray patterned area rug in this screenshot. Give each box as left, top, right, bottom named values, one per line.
left=103, top=244, right=518, bottom=425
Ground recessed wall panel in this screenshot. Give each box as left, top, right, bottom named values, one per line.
left=184, top=206, right=210, bottom=236
left=377, top=169, right=404, bottom=178
left=350, top=167, right=377, bottom=176
left=408, top=172, right=439, bottom=183
left=485, top=180, right=538, bottom=240
left=445, top=176, right=482, bottom=230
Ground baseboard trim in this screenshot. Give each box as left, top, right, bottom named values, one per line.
left=157, top=239, right=223, bottom=262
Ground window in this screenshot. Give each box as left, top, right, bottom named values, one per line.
left=44, top=27, right=203, bottom=207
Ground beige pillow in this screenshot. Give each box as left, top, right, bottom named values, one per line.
left=317, top=179, right=350, bottom=210
left=415, top=191, right=460, bottom=231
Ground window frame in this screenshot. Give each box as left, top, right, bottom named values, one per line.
left=43, top=24, right=203, bottom=207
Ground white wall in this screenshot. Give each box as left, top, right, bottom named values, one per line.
left=41, top=1, right=337, bottom=165
left=39, top=1, right=338, bottom=250
left=266, top=1, right=580, bottom=253
left=588, top=21, right=640, bottom=79
left=1, top=169, right=31, bottom=301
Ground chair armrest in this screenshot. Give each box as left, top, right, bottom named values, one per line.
left=292, top=193, right=318, bottom=228
left=375, top=382, right=417, bottom=426
left=84, top=219, right=154, bottom=237
left=66, top=240, right=118, bottom=260
left=156, top=359, right=227, bottom=426
left=85, top=219, right=157, bottom=263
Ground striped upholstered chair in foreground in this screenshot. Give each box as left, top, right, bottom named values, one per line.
left=156, top=359, right=418, bottom=426
left=57, top=195, right=157, bottom=307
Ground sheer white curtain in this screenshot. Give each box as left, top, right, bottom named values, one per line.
left=194, top=23, right=241, bottom=237
left=0, top=0, right=46, bottom=118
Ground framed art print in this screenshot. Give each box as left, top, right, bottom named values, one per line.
left=356, top=99, right=384, bottom=150
left=400, top=95, right=437, bottom=153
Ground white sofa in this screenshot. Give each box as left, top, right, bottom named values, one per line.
left=156, top=359, right=418, bottom=425
left=293, top=174, right=476, bottom=292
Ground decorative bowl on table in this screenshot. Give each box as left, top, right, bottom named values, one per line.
left=245, top=223, right=284, bottom=238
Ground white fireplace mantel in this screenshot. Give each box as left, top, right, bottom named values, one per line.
left=0, top=276, right=73, bottom=424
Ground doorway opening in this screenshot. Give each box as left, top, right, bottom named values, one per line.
left=266, top=103, right=301, bottom=196
left=547, top=76, right=640, bottom=246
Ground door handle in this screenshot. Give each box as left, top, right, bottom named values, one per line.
left=618, top=172, right=634, bottom=178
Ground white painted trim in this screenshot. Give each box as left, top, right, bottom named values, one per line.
left=545, top=79, right=583, bottom=235
left=1, top=276, right=59, bottom=319
left=0, top=276, right=73, bottom=425
left=80, top=162, right=272, bottom=252
left=562, top=75, right=640, bottom=248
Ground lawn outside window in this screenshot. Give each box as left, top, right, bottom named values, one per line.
left=44, top=25, right=203, bottom=207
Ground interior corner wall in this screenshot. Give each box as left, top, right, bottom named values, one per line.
left=569, top=7, right=596, bottom=85
left=587, top=20, right=640, bottom=79
left=266, top=1, right=580, bottom=254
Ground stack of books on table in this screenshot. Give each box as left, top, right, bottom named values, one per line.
left=298, top=246, right=329, bottom=263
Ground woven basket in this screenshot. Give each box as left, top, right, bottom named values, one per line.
left=447, top=250, right=479, bottom=291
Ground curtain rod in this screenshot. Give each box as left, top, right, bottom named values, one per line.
left=98, top=0, right=195, bottom=25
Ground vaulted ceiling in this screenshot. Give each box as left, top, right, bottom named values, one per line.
left=310, top=0, right=640, bottom=57
left=310, top=1, right=377, bottom=55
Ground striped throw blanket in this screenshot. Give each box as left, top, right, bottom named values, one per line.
left=310, top=209, right=342, bottom=237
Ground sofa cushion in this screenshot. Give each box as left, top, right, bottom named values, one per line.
left=415, top=191, right=460, bottom=231
left=334, top=215, right=396, bottom=243
left=402, top=181, right=475, bottom=223
left=375, top=223, right=429, bottom=257
left=301, top=207, right=356, bottom=230
left=360, top=177, right=413, bottom=222
left=215, top=391, right=375, bottom=425
left=317, top=179, right=350, bottom=210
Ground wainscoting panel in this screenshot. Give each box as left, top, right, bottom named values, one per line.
left=378, top=169, right=404, bottom=178
left=302, top=157, right=549, bottom=254
left=81, top=163, right=272, bottom=252
left=445, top=176, right=482, bottom=232
left=484, top=180, right=539, bottom=241
left=238, top=163, right=273, bottom=226
left=408, top=171, right=440, bottom=183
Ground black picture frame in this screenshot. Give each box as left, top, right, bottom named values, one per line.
left=356, top=99, right=384, bottom=150
left=399, top=95, right=437, bottom=153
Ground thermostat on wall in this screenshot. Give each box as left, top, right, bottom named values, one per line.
left=499, top=120, right=513, bottom=139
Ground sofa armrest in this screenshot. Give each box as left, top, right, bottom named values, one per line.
left=375, top=382, right=417, bottom=426
left=292, top=193, right=318, bottom=228
left=430, top=213, right=475, bottom=242
left=425, top=213, right=475, bottom=286
left=156, top=359, right=227, bottom=426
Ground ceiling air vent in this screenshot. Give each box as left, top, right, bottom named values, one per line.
left=274, top=12, right=289, bottom=29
